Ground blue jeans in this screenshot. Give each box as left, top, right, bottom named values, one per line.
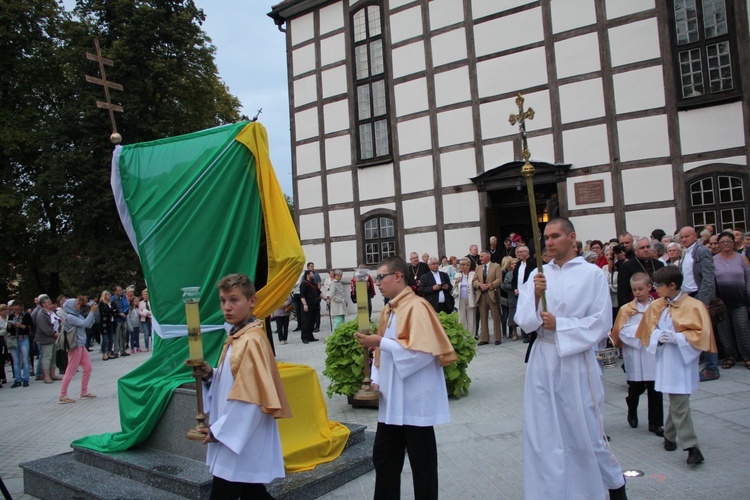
left=141, top=321, right=151, bottom=350
left=10, top=337, right=30, bottom=383
left=129, top=326, right=140, bottom=349
left=101, top=323, right=113, bottom=354
left=703, top=352, right=719, bottom=374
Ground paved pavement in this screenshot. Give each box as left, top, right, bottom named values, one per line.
left=2, top=316, right=750, bottom=499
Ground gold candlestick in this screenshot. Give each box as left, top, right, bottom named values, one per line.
left=182, top=286, right=208, bottom=440
left=353, top=269, right=380, bottom=401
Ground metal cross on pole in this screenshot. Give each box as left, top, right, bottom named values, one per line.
left=508, top=93, right=547, bottom=311
left=85, top=39, right=124, bottom=144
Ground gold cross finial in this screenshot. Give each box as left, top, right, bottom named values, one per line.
left=508, top=93, right=534, bottom=162
left=85, top=39, right=124, bottom=143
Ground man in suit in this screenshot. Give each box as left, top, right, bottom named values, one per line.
left=512, top=246, right=536, bottom=343
left=678, top=226, right=718, bottom=381
left=420, top=258, right=454, bottom=314
left=472, top=250, right=503, bottom=345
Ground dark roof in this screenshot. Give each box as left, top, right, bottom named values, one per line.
left=471, top=161, right=571, bottom=191
left=268, top=0, right=333, bottom=27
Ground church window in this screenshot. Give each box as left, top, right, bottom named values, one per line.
left=352, top=4, right=391, bottom=164
left=363, top=216, right=396, bottom=265
left=670, top=0, right=740, bottom=107
left=689, top=175, right=746, bottom=231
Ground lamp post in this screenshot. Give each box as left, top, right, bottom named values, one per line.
left=182, top=286, right=208, bottom=440
left=352, top=269, right=380, bottom=401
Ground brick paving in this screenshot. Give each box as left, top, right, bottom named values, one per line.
left=2, top=316, right=750, bottom=499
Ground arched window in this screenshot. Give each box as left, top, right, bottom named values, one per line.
left=689, top=174, right=746, bottom=231
left=351, top=3, right=391, bottom=164
left=363, top=215, right=396, bottom=265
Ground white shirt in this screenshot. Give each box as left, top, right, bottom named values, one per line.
left=370, top=312, right=450, bottom=427
left=646, top=293, right=701, bottom=395
left=518, top=260, right=527, bottom=286
left=618, top=300, right=656, bottom=382
left=681, top=242, right=698, bottom=293
left=431, top=271, right=445, bottom=303
left=203, top=345, right=285, bottom=483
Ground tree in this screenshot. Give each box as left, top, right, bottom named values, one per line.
left=0, top=0, right=241, bottom=303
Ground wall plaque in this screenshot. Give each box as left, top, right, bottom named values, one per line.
left=574, top=180, right=605, bottom=205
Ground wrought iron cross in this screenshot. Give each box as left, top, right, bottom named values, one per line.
left=85, top=39, right=123, bottom=140
left=508, top=94, right=535, bottom=162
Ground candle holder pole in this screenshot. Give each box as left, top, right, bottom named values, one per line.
left=182, top=286, right=208, bottom=440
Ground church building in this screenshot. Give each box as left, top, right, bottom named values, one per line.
left=268, top=0, right=750, bottom=271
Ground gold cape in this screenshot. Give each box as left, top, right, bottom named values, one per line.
left=611, top=299, right=640, bottom=347
left=635, top=294, right=717, bottom=353
left=217, top=321, right=293, bottom=419
left=374, top=287, right=457, bottom=368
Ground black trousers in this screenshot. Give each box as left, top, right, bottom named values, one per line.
left=373, top=423, right=438, bottom=500
left=301, top=304, right=319, bottom=341
left=626, top=380, right=664, bottom=426
left=210, top=476, right=273, bottom=499
left=434, top=301, right=452, bottom=315
left=274, top=316, right=290, bottom=341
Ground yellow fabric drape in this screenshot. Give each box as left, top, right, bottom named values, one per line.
left=235, top=122, right=304, bottom=318
left=277, top=363, right=350, bottom=472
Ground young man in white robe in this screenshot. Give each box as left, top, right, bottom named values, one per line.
left=194, top=274, right=292, bottom=499
left=356, top=256, right=456, bottom=500
left=611, top=272, right=664, bottom=437
left=515, top=217, right=627, bottom=500
left=635, top=266, right=716, bottom=465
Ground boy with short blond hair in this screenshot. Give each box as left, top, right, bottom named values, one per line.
left=612, top=272, right=663, bottom=437
left=195, top=273, right=292, bottom=498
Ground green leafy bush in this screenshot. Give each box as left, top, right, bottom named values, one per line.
left=323, top=312, right=476, bottom=399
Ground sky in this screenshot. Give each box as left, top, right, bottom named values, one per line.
left=62, top=0, right=294, bottom=195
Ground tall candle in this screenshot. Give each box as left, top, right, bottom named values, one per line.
left=186, top=301, right=203, bottom=361
left=356, top=280, right=369, bottom=331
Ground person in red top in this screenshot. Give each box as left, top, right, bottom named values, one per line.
left=350, top=264, right=377, bottom=320
left=590, top=240, right=608, bottom=268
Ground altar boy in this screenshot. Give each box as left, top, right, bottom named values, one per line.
left=611, top=272, right=663, bottom=437
left=194, top=274, right=292, bottom=498
left=636, top=266, right=716, bottom=465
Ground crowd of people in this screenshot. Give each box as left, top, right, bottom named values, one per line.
left=0, top=285, right=153, bottom=403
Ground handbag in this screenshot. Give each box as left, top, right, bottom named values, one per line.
left=6, top=335, right=17, bottom=349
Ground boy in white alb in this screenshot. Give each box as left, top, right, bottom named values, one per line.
left=356, top=256, right=456, bottom=500
left=636, top=266, right=716, bottom=465
left=611, top=272, right=664, bottom=437
left=194, top=274, right=292, bottom=499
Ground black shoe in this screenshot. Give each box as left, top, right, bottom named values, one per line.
left=121, top=351, right=130, bottom=356
left=663, top=438, right=677, bottom=451
left=625, top=397, right=637, bottom=428
left=86, top=348, right=93, bottom=352
left=22, top=381, right=29, bottom=387
left=293, top=328, right=301, bottom=332
left=686, top=447, right=704, bottom=465
left=627, top=415, right=638, bottom=428
left=522, top=337, right=530, bottom=344
left=609, top=484, right=627, bottom=500
left=11, top=382, right=21, bottom=388
left=309, top=338, right=319, bottom=342
left=302, top=340, right=309, bottom=344
left=313, top=329, right=320, bottom=333
left=494, top=340, right=502, bottom=345
left=649, top=424, right=664, bottom=437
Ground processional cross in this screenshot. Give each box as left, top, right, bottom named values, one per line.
left=508, top=94, right=546, bottom=311
left=85, top=39, right=124, bottom=144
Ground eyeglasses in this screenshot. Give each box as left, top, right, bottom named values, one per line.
left=718, top=240, right=734, bottom=245
left=375, top=272, right=397, bottom=283
left=653, top=282, right=664, bottom=288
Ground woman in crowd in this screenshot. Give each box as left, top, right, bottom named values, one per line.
left=299, top=270, right=321, bottom=344
left=127, top=296, right=141, bottom=353
left=272, top=294, right=294, bottom=344
left=439, top=256, right=456, bottom=281
left=605, top=245, right=619, bottom=323
left=138, top=289, right=152, bottom=352
left=452, top=258, right=475, bottom=335
left=7, top=301, right=32, bottom=387
left=99, top=290, right=115, bottom=360
left=328, top=269, right=348, bottom=333
left=59, top=297, right=98, bottom=403
left=498, top=256, right=515, bottom=340
left=713, top=231, right=750, bottom=369
left=666, top=242, right=682, bottom=266
left=590, top=240, right=608, bottom=268
left=0, top=304, right=8, bottom=386
left=501, top=258, right=519, bottom=341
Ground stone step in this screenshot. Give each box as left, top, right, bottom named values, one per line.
left=20, top=452, right=187, bottom=500
left=72, top=445, right=211, bottom=499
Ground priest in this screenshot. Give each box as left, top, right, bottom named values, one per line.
left=515, top=218, right=626, bottom=500
left=356, top=256, right=456, bottom=500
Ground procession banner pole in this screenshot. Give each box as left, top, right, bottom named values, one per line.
left=509, top=93, right=547, bottom=312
